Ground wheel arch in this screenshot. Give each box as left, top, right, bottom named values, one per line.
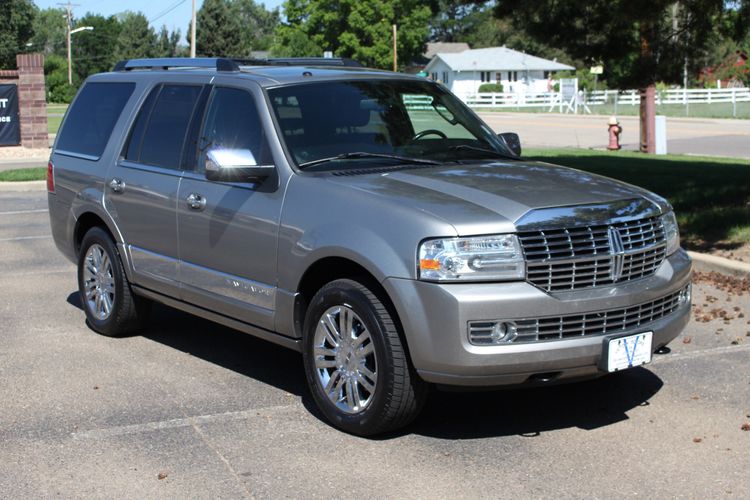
left=293, top=257, right=409, bottom=353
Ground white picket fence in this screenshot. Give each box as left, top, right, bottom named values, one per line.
left=452, top=87, right=750, bottom=116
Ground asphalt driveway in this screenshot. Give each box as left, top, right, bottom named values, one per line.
left=1, top=188, right=748, bottom=498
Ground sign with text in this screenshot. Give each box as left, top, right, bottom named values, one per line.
left=0, top=84, right=21, bottom=146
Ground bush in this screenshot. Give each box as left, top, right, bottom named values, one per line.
left=478, top=83, right=504, bottom=93
left=44, top=54, right=79, bottom=104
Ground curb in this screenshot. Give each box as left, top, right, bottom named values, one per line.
left=688, top=251, right=750, bottom=278
left=0, top=180, right=47, bottom=192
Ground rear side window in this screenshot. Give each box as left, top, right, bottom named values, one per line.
left=56, top=82, right=135, bottom=159
left=134, top=85, right=202, bottom=169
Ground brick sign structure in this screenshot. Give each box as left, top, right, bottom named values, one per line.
left=0, top=54, right=48, bottom=148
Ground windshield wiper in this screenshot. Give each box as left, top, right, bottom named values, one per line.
left=447, top=144, right=519, bottom=161
left=297, top=152, right=442, bottom=170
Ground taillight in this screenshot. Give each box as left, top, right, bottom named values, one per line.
left=47, top=161, right=55, bottom=193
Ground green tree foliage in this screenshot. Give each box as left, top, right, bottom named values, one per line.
left=233, top=0, right=281, bottom=52
left=31, top=8, right=67, bottom=56
left=195, top=0, right=244, bottom=56
left=0, top=0, right=37, bottom=68
left=44, top=54, right=77, bottom=103
left=156, top=26, right=182, bottom=58
left=114, top=12, right=157, bottom=61
left=490, top=0, right=734, bottom=89
left=273, top=0, right=432, bottom=69
left=71, top=14, right=121, bottom=83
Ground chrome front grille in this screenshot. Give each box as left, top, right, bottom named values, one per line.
left=468, top=286, right=687, bottom=345
left=519, top=216, right=666, bottom=292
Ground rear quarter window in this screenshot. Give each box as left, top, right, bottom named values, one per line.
left=56, top=82, right=135, bottom=159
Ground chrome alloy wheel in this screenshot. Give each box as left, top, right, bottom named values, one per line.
left=82, top=243, right=115, bottom=321
left=313, top=305, right=378, bottom=414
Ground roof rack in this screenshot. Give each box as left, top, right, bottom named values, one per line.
left=112, top=57, right=362, bottom=72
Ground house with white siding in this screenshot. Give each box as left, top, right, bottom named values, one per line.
left=424, top=46, right=575, bottom=95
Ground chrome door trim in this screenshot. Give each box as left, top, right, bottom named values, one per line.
left=180, top=260, right=276, bottom=311
left=515, top=198, right=661, bottom=231
left=128, top=245, right=180, bottom=282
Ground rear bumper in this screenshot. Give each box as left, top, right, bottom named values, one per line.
left=383, top=249, right=692, bottom=387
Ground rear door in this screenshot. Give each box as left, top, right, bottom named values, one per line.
left=105, top=81, right=208, bottom=297
left=176, top=82, right=282, bottom=330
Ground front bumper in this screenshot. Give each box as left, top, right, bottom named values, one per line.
left=383, top=249, right=692, bottom=387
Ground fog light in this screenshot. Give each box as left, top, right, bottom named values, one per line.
left=678, top=283, right=691, bottom=305
left=490, top=322, right=517, bottom=343
left=468, top=321, right=518, bottom=345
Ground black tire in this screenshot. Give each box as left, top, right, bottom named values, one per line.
left=302, top=279, right=427, bottom=436
left=77, top=227, right=150, bottom=337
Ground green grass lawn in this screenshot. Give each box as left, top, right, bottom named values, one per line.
left=0, top=167, right=47, bottom=182
left=478, top=101, right=750, bottom=119
left=525, top=148, right=750, bottom=250
left=47, top=103, right=68, bottom=135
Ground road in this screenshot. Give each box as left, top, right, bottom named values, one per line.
left=1, top=188, right=748, bottom=498
left=479, top=112, right=750, bottom=159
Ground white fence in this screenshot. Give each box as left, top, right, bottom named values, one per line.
left=454, top=87, right=750, bottom=117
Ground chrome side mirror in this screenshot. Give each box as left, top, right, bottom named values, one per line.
left=205, top=148, right=274, bottom=183
left=498, top=132, right=522, bottom=157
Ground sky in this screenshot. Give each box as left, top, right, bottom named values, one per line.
left=33, top=0, right=285, bottom=41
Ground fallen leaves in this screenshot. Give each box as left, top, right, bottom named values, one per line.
left=157, top=471, right=168, bottom=480
left=741, top=423, right=750, bottom=431
left=682, top=336, right=693, bottom=344
left=693, top=437, right=703, bottom=443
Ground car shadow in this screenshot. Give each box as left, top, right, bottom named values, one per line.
left=401, top=368, right=662, bottom=440
left=66, top=292, right=665, bottom=439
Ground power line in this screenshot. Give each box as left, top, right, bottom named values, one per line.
left=149, top=0, right=188, bottom=24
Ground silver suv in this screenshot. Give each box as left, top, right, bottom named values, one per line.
left=48, top=57, right=691, bottom=435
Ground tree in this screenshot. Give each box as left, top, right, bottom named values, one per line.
left=0, top=0, right=37, bottom=68
left=194, top=0, right=244, bottom=57
left=490, top=0, right=738, bottom=153
left=233, top=0, right=281, bottom=52
left=44, top=54, right=77, bottom=103
left=273, top=0, right=432, bottom=69
left=31, top=7, right=68, bottom=56
left=156, top=25, right=182, bottom=58
left=114, top=12, right=158, bottom=61
left=71, top=14, right=121, bottom=83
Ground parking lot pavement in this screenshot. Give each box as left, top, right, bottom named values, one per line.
left=480, top=112, right=750, bottom=159
left=1, top=189, right=748, bottom=498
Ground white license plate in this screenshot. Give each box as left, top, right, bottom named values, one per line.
left=605, top=332, right=653, bottom=372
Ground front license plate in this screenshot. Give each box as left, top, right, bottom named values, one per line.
left=605, top=332, right=653, bottom=372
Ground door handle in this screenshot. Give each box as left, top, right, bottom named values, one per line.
left=109, top=178, right=125, bottom=193
left=186, top=193, right=207, bottom=210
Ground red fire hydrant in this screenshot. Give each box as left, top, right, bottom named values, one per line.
left=608, top=116, right=622, bottom=150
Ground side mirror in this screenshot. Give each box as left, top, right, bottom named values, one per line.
left=205, top=148, right=274, bottom=183
left=498, top=132, right=522, bottom=157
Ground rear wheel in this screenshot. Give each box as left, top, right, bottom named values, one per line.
left=302, top=279, right=426, bottom=436
left=77, top=227, right=149, bottom=336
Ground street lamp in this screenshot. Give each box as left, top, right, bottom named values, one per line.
left=67, top=26, right=93, bottom=85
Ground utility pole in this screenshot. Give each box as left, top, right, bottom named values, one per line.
left=190, top=0, right=197, bottom=58
left=58, top=1, right=80, bottom=85
left=392, top=24, right=398, bottom=72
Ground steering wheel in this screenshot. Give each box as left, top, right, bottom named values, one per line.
left=411, top=129, right=448, bottom=142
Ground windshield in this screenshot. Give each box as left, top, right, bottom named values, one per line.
left=267, top=79, right=516, bottom=171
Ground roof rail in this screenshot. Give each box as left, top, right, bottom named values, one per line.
left=112, top=57, right=363, bottom=72
left=112, top=58, right=241, bottom=72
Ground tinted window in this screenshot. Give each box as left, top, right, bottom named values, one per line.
left=57, top=82, right=134, bottom=158
left=198, top=87, right=271, bottom=172
left=138, top=85, right=202, bottom=169
left=124, top=85, right=159, bottom=161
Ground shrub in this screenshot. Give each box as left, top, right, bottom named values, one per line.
left=478, top=83, right=504, bottom=93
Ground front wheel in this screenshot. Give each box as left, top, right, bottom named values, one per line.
left=302, top=279, right=426, bottom=436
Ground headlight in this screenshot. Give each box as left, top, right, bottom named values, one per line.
left=661, top=211, right=680, bottom=255
left=418, top=234, right=525, bottom=281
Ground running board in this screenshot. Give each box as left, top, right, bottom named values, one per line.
left=132, top=285, right=302, bottom=353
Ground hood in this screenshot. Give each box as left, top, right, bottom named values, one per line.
left=326, top=160, right=667, bottom=236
